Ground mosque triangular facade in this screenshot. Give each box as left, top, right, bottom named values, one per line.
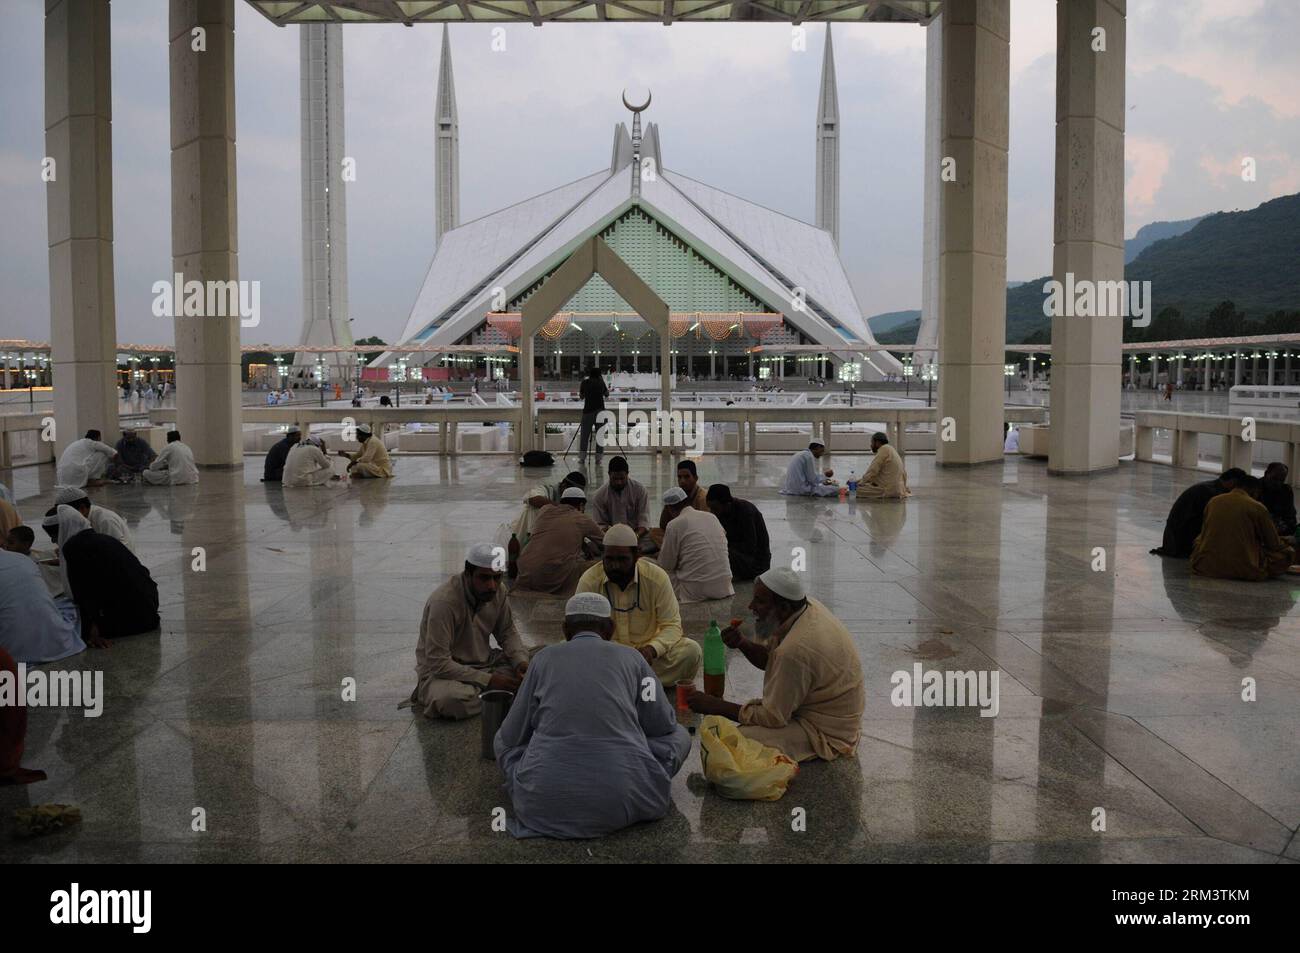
left=392, top=29, right=899, bottom=380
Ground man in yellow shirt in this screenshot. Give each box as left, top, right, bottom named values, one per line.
left=576, top=524, right=701, bottom=686
left=1191, top=476, right=1295, bottom=580
left=342, top=425, right=393, bottom=478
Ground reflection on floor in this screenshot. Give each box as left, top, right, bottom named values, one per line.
left=2, top=452, right=1298, bottom=863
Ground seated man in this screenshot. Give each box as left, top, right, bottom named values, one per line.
left=51, top=487, right=134, bottom=552
left=262, top=426, right=301, bottom=483
left=857, top=431, right=910, bottom=500
left=591, top=456, right=650, bottom=538
left=1191, top=475, right=1296, bottom=581
left=52, top=505, right=159, bottom=641
left=108, top=428, right=157, bottom=481
left=652, top=487, right=733, bottom=603
left=706, top=484, right=771, bottom=581
left=1259, top=462, right=1296, bottom=538
left=56, top=429, right=119, bottom=488
left=284, top=436, right=336, bottom=487
left=687, top=568, right=864, bottom=763
left=649, top=460, right=708, bottom=547
left=576, top=524, right=701, bottom=686
left=2, top=526, right=34, bottom=556
left=143, top=431, right=199, bottom=486
left=494, top=592, right=691, bottom=840
left=515, top=488, right=603, bottom=597
left=1151, top=468, right=1245, bottom=558
left=512, top=470, right=586, bottom=546
left=412, top=543, right=530, bottom=720
left=780, top=442, right=838, bottom=497
left=342, top=425, right=393, bottom=478
left=1003, top=422, right=1020, bottom=454
left=0, top=545, right=85, bottom=664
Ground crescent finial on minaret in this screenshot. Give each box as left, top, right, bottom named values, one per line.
left=622, top=89, right=652, bottom=112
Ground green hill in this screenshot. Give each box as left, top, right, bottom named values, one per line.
left=876, top=192, right=1300, bottom=346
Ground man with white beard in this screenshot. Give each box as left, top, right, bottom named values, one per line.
left=685, top=567, right=863, bottom=763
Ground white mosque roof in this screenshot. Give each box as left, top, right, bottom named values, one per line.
left=394, top=127, right=898, bottom=374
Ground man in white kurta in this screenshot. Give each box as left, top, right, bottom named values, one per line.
left=56, top=431, right=119, bottom=488
left=856, top=432, right=910, bottom=500
left=52, top=487, right=133, bottom=552
left=512, top=471, right=587, bottom=544
left=0, top=548, right=85, bottom=664
left=143, top=432, right=199, bottom=486
left=780, top=442, right=839, bottom=497
left=283, top=437, right=335, bottom=487
left=652, top=487, right=734, bottom=603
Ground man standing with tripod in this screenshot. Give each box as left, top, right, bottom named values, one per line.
left=579, top=366, right=609, bottom=458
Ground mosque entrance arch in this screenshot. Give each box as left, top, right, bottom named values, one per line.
left=519, top=235, right=671, bottom=451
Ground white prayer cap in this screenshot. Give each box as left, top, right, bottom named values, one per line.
left=560, top=486, right=586, bottom=501
left=662, top=487, right=687, bottom=505
left=565, top=592, right=611, bottom=619
left=357, top=424, right=372, bottom=436
left=466, top=542, right=502, bottom=570
left=603, top=524, right=638, bottom=548
left=758, top=567, right=807, bottom=602
left=287, top=425, right=301, bottom=434
left=54, top=485, right=89, bottom=506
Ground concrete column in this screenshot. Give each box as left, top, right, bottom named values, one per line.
left=935, top=0, right=1009, bottom=467
left=170, top=0, right=241, bottom=466
left=747, top=352, right=753, bottom=377
left=915, top=9, right=943, bottom=369
left=1267, top=353, right=1276, bottom=385
left=1126, top=353, right=1136, bottom=387
left=1176, top=355, right=1184, bottom=386
left=46, top=0, right=120, bottom=454
left=1286, top=351, right=1292, bottom=384
left=1234, top=352, right=1242, bottom=386
left=1048, top=0, right=1125, bottom=473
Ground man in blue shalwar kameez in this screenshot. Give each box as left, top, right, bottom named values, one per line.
left=494, top=592, right=691, bottom=839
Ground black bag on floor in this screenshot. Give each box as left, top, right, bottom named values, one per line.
left=520, top=450, right=554, bottom=467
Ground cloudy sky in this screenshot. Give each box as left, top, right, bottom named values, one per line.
left=1, top=0, right=1297, bottom=346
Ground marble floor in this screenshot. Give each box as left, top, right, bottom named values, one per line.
left=2, top=451, right=1298, bottom=864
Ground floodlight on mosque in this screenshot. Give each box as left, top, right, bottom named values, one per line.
left=921, top=363, right=938, bottom=382
left=838, top=361, right=861, bottom=383
left=1004, top=364, right=1017, bottom=377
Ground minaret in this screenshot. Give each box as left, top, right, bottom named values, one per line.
left=297, top=22, right=352, bottom=372
left=624, top=90, right=651, bottom=199
left=815, top=24, right=840, bottom=247
left=435, top=24, right=460, bottom=245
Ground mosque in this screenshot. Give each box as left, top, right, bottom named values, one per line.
left=386, top=26, right=904, bottom=382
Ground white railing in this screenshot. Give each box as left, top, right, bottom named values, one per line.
left=1133, top=409, right=1300, bottom=483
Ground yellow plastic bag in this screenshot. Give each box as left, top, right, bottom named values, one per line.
left=698, top=716, right=798, bottom=801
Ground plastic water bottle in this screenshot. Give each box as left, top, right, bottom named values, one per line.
left=702, top=620, right=726, bottom=698
left=847, top=469, right=858, bottom=494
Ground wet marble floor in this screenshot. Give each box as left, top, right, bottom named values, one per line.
left=2, top=451, right=1298, bottom=863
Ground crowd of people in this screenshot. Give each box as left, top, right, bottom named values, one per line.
left=8, top=407, right=1298, bottom=838
left=413, top=529, right=863, bottom=838
left=1152, top=462, right=1298, bottom=580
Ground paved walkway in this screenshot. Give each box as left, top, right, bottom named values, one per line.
left=1, top=452, right=1296, bottom=862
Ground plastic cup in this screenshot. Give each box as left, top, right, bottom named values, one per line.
left=675, top=680, right=693, bottom=712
